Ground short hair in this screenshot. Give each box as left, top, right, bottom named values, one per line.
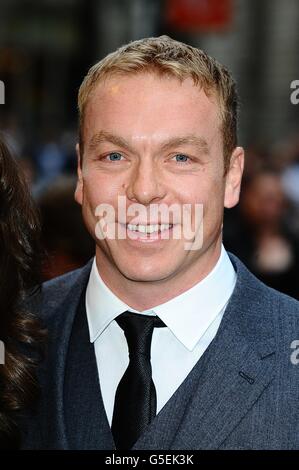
left=78, top=35, right=238, bottom=173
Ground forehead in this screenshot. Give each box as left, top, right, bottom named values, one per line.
left=83, top=73, right=221, bottom=144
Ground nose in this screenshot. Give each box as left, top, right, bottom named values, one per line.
left=126, top=158, right=166, bottom=205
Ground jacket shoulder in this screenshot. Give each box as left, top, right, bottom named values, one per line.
left=27, top=259, right=93, bottom=324
left=229, top=251, right=299, bottom=332
left=272, top=287, right=299, bottom=330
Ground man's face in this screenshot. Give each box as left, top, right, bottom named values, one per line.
left=75, top=73, right=243, bottom=285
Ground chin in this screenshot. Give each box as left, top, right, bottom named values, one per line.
left=118, top=264, right=175, bottom=283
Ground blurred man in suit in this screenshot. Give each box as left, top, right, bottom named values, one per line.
left=23, top=36, right=299, bottom=450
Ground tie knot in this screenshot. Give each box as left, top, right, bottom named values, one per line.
left=116, top=311, right=165, bottom=358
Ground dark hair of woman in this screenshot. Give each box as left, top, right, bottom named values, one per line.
left=0, top=137, right=45, bottom=449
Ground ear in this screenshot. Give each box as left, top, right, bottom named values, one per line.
left=74, top=143, right=83, bottom=206
left=224, top=146, right=245, bottom=209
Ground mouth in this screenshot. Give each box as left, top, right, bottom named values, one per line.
left=123, top=223, right=174, bottom=242
left=127, top=223, right=173, bottom=234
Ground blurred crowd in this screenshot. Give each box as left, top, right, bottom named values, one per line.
left=224, top=134, right=299, bottom=299
left=2, top=121, right=299, bottom=299
left=1, top=121, right=94, bottom=281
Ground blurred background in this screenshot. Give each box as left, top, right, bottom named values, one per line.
left=1, top=0, right=299, bottom=298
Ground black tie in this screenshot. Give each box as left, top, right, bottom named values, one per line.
left=111, top=311, right=165, bottom=450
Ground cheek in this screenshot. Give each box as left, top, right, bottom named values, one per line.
left=185, top=179, right=225, bottom=222
left=176, top=179, right=218, bottom=208
left=82, top=172, right=117, bottom=208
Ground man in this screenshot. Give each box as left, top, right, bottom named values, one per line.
left=23, top=36, right=299, bottom=450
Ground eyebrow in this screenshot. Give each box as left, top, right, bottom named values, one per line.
left=89, top=131, right=134, bottom=153
left=160, top=136, right=209, bottom=154
left=88, top=131, right=210, bottom=155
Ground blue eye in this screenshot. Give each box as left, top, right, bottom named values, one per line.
left=107, top=152, right=122, bottom=161
left=174, top=154, right=189, bottom=163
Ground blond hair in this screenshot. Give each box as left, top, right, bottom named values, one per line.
left=78, top=35, right=238, bottom=173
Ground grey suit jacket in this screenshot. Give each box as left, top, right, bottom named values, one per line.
left=22, top=254, right=299, bottom=449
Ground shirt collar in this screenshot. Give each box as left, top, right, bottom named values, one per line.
left=86, top=245, right=236, bottom=351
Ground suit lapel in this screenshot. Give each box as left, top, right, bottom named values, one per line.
left=134, top=255, right=276, bottom=450
left=171, top=316, right=275, bottom=449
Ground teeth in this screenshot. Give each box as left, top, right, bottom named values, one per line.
left=127, top=224, right=172, bottom=233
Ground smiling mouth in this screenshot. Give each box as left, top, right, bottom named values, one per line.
left=126, top=223, right=173, bottom=234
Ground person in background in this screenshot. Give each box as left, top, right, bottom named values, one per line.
left=0, top=137, right=45, bottom=449
left=224, top=170, right=299, bottom=299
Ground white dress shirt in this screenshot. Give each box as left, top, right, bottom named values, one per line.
left=86, top=245, right=236, bottom=425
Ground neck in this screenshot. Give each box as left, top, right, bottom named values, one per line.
left=95, top=242, right=222, bottom=311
